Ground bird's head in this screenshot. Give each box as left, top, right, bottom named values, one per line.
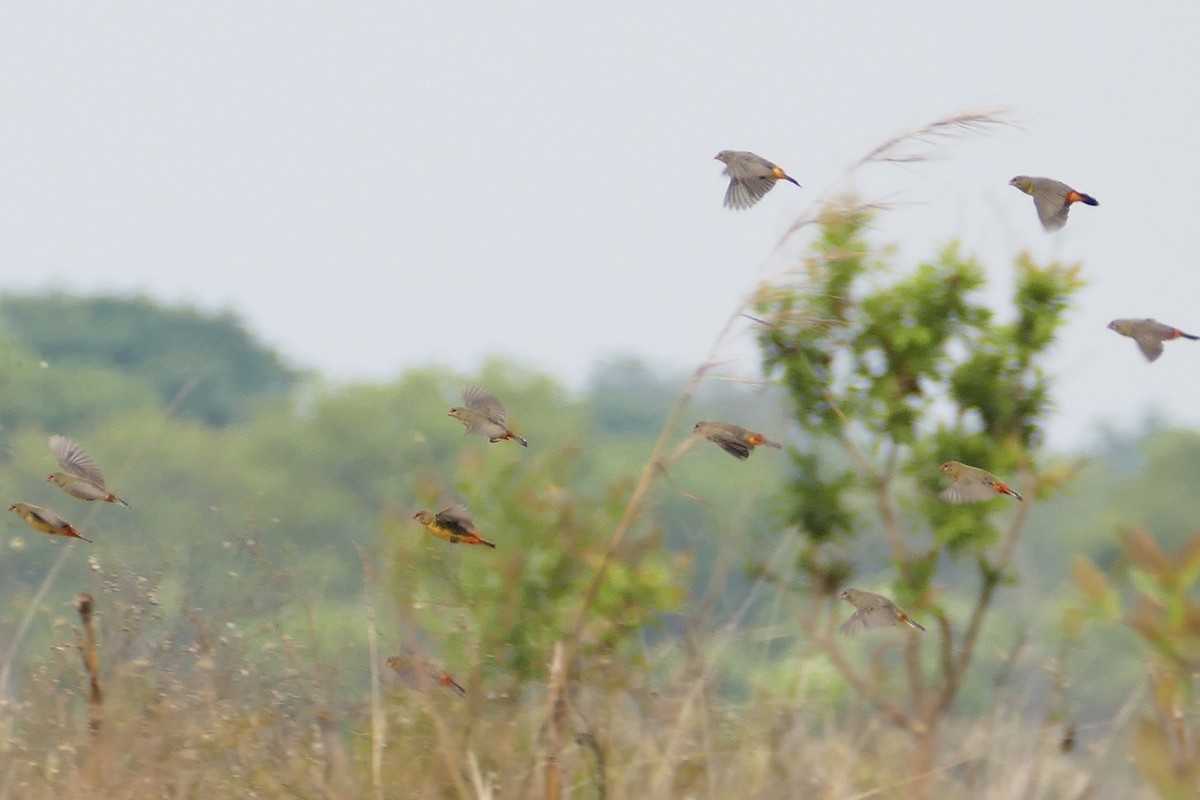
left=714, top=151, right=730, bottom=163
left=1009, top=175, right=1032, bottom=193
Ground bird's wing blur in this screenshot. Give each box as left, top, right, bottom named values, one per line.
left=50, top=435, right=106, bottom=488
left=462, top=386, right=507, bottom=423
left=436, top=504, right=476, bottom=533
left=1031, top=181, right=1071, bottom=231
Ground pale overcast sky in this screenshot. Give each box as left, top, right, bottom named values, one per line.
left=2, top=3, right=1198, bottom=448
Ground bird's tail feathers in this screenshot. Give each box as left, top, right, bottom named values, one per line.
left=997, top=483, right=1023, bottom=501
left=65, top=527, right=93, bottom=543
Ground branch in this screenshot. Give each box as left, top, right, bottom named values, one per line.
left=814, top=626, right=917, bottom=733
left=905, top=627, right=926, bottom=708
left=876, top=443, right=907, bottom=560
left=822, top=388, right=880, bottom=484
left=932, top=471, right=1038, bottom=719
left=823, top=391, right=907, bottom=559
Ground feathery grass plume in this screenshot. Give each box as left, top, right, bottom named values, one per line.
left=776, top=108, right=1015, bottom=247
left=851, top=107, right=1017, bottom=169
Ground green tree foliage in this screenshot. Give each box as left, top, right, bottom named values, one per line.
left=391, top=440, right=687, bottom=691
left=0, top=294, right=298, bottom=426
left=0, top=357, right=691, bottom=702
left=0, top=339, right=162, bottom=434
left=752, top=204, right=1084, bottom=784
left=586, top=356, right=680, bottom=436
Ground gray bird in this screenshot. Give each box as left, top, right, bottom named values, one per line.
left=1008, top=175, right=1097, bottom=232
left=693, top=421, right=783, bottom=460
left=715, top=150, right=801, bottom=210
left=45, top=435, right=130, bottom=508
left=1107, top=318, right=1199, bottom=362
left=447, top=386, right=528, bottom=447
left=838, top=588, right=924, bottom=633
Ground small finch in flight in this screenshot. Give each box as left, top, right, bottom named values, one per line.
left=7, top=502, right=91, bottom=542
left=938, top=461, right=1022, bottom=503
left=1008, top=175, right=1098, bottom=232
left=45, top=435, right=130, bottom=508
left=1107, top=318, right=1199, bottom=362
left=838, top=588, right=925, bottom=633
left=693, top=421, right=783, bottom=460
left=386, top=648, right=466, bottom=696
left=448, top=386, right=528, bottom=447
left=715, top=150, right=801, bottom=210
left=411, top=504, right=497, bottom=548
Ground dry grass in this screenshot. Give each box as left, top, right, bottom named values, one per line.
left=0, top=623, right=1151, bottom=799
left=0, top=541, right=1154, bottom=800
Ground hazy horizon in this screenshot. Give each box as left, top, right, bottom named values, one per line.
left=4, top=3, right=1198, bottom=450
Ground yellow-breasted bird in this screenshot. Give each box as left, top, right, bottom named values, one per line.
left=46, top=435, right=130, bottom=508
left=938, top=460, right=1022, bottom=503
left=715, top=150, right=801, bottom=210
left=693, top=421, right=783, bottom=460
left=1107, top=318, right=1199, bottom=362
left=386, top=648, right=466, bottom=696
left=448, top=386, right=528, bottom=447
left=411, top=504, right=496, bottom=548
left=1008, top=175, right=1097, bottom=232
left=838, top=588, right=925, bottom=633
left=8, top=502, right=91, bottom=542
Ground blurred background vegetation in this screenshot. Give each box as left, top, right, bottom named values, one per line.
left=0, top=210, right=1195, bottom=798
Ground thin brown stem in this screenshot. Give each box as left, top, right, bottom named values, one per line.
left=875, top=443, right=908, bottom=560
left=935, top=474, right=1037, bottom=721
left=357, top=546, right=385, bottom=800
left=540, top=641, right=567, bottom=800
left=815, top=629, right=915, bottom=733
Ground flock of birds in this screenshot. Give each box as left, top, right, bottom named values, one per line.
left=711, top=149, right=1197, bottom=633
left=8, top=435, right=130, bottom=544
left=403, top=387, right=1027, bottom=682
left=716, top=149, right=1199, bottom=362
left=7, top=150, right=1194, bottom=694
